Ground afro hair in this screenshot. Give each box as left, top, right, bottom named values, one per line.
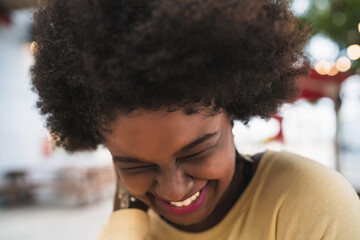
left=31, top=0, right=310, bottom=152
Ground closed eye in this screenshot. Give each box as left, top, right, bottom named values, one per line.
left=121, top=165, right=155, bottom=171
left=178, top=150, right=205, bottom=160
left=178, top=144, right=217, bottom=160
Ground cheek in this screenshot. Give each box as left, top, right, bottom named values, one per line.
left=116, top=169, right=155, bottom=196
left=191, top=132, right=235, bottom=180
left=210, top=151, right=235, bottom=178
left=186, top=149, right=235, bottom=181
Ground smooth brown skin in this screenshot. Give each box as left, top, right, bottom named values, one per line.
left=105, top=109, right=260, bottom=232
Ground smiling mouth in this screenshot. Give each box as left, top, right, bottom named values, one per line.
left=157, top=183, right=209, bottom=215
left=169, top=191, right=200, bottom=207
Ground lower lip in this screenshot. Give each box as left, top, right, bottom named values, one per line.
left=158, top=183, right=209, bottom=215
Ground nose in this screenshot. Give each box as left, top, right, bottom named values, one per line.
left=155, top=167, right=193, bottom=202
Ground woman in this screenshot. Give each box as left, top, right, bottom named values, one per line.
left=31, top=0, right=360, bottom=239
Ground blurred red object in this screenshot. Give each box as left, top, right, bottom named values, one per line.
left=0, top=11, right=11, bottom=26
left=297, top=69, right=353, bottom=102
left=42, top=137, right=55, bottom=157
left=272, top=115, right=284, bottom=143
left=270, top=68, right=353, bottom=144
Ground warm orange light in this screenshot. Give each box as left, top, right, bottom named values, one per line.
left=358, top=22, right=360, bottom=33
left=30, top=41, right=37, bottom=55
left=347, top=44, right=360, bottom=60
left=336, top=57, right=351, bottom=72
left=314, top=61, right=331, bottom=75
left=47, top=132, right=55, bottom=143
left=328, top=62, right=339, bottom=76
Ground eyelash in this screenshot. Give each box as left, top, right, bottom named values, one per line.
left=178, top=148, right=208, bottom=160
left=121, top=165, right=155, bottom=173
left=120, top=145, right=216, bottom=172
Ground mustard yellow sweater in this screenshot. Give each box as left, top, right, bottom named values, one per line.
left=98, top=151, right=360, bottom=240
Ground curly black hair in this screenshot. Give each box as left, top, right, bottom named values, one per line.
left=31, top=0, right=310, bottom=152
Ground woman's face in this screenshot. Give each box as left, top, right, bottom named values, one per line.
left=105, top=109, right=236, bottom=229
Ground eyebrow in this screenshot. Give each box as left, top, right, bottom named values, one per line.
left=112, top=132, right=218, bottom=164
left=177, top=132, right=217, bottom=153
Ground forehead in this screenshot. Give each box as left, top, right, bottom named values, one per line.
left=104, top=109, right=228, bottom=159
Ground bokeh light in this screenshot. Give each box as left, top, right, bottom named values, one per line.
left=291, top=0, right=310, bottom=16
left=315, top=60, right=331, bottom=75
left=328, top=62, right=339, bottom=76
left=307, top=34, right=340, bottom=62
left=30, top=41, right=37, bottom=55
left=347, top=44, right=360, bottom=60
left=336, top=56, right=351, bottom=72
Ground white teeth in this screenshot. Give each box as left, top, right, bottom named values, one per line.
left=170, top=191, right=200, bottom=207
left=183, top=199, right=192, bottom=206
left=190, top=195, right=197, bottom=201
left=173, top=202, right=183, bottom=207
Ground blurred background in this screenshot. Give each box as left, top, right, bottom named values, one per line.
left=0, top=0, right=359, bottom=239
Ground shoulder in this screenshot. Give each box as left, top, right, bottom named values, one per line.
left=97, top=209, right=149, bottom=240
left=259, top=150, right=359, bottom=207
left=259, top=151, right=349, bottom=189
left=259, top=151, right=360, bottom=239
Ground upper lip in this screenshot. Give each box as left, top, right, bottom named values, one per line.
left=153, top=182, right=208, bottom=203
